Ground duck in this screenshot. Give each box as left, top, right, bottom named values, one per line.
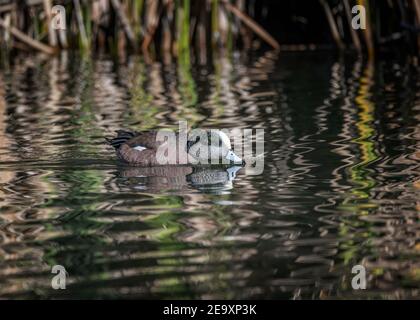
left=106, top=129, right=245, bottom=166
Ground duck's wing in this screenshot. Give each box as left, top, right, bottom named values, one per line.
left=126, top=131, right=160, bottom=150
left=118, top=144, right=161, bottom=166
left=106, top=130, right=155, bottom=150
left=106, top=130, right=139, bottom=150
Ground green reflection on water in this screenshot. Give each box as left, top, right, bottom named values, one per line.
left=338, top=63, right=379, bottom=268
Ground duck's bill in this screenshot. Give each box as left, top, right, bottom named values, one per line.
left=226, top=166, right=242, bottom=181
left=225, top=150, right=245, bottom=165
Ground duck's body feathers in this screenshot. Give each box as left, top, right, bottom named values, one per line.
left=106, top=130, right=173, bottom=166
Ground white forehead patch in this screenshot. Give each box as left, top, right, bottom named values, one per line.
left=216, top=130, right=231, bottom=149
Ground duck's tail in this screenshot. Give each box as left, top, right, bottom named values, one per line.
left=105, top=130, right=138, bottom=150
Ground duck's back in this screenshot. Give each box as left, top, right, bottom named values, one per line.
left=107, top=130, right=157, bottom=149
left=106, top=130, right=175, bottom=166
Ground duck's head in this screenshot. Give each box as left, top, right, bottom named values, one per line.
left=187, top=129, right=245, bottom=165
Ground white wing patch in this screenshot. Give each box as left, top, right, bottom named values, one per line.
left=133, top=145, right=147, bottom=152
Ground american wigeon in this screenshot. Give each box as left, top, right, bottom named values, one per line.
left=106, top=130, right=244, bottom=166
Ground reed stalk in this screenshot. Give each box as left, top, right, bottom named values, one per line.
left=344, top=0, right=362, bottom=52
left=212, top=0, right=219, bottom=48
left=222, top=0, right=280, bottom=50
left=0, top=16, right=55, bottom=54
left=42, top=0, right=57, bottom=47
left=0, top=0, right=418, bottom=60
left=111, top=0, right=137, bottom=49
left=133, top=0, right=144, bottom=39
left=142, top=0, right=160, bottom=53
left=174, top=0, right=190, bottom=65
left=319, top=0, right=344, bottom=50
left=73, top=0, right=89, bottom=50
left=413, top=0, right=420, bottom=47
left=359, top=0, right=374, bottom=58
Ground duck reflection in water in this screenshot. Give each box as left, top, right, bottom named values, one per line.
left=116, top=165, right=243, bottom=193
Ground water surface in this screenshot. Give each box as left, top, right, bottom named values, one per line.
left=0, top=51, right=419, bottom=299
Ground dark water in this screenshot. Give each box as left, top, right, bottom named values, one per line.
left=0, top=51, right=419, bottom=299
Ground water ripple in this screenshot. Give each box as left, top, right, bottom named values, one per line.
left=0, top=52, right=419, bottom=299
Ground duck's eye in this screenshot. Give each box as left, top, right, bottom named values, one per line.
left=187, top=136, right=200, bottom=150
